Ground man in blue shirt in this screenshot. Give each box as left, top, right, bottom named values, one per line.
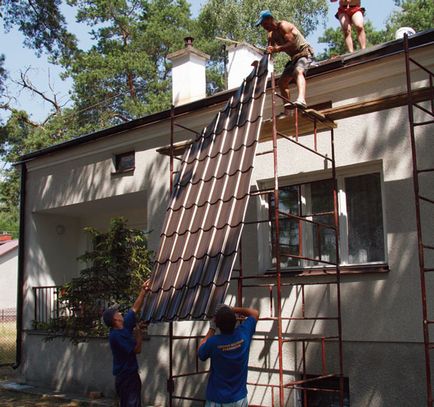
left=198, top=305, right=260, bottom=406
left=103, top=280, right=150, bottom=407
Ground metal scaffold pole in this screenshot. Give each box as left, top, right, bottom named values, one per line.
left=404, top=33, right=434, bottom=407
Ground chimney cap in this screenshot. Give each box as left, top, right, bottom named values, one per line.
left=184, top=36, right=194, bottom=47
left=168, top=37, right=210, bottom=61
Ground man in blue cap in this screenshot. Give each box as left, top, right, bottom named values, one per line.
left=103, top=280, right=150, bottom=407
left=255, top=10, right=314, bottom=110
left=198, top=304, right=260, bottom=407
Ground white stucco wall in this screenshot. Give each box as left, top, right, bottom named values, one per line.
left=0, top=245, right=18, bottom=309
left=19, top=44, right=434, bottom=406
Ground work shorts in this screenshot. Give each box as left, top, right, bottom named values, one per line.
left=335, top=5, right=365, bottom=20
left=205, top=396, right=248, bottom=407
left=282, top=56, right=312, bottom=78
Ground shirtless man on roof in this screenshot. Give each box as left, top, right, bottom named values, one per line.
left=256, top=10, right=314, bottom=109
left=332, top=0, right=366, bottom=53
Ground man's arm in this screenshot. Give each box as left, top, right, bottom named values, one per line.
left=267, top=22, right=295, bottom=54
left=198, top=327, right=215, bottom=350
left=133, top=322, right=145, bottom=353
left=232, top=306, right=260, bottom=321
left=131, top=279, right=150, bottom=313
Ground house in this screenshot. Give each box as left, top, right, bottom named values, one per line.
left=15, top=30, right=433, bottom=406
left=0, top=236, right=19, bottom=311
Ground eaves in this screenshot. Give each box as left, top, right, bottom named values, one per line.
left=17, top=29, right=434, bottom=165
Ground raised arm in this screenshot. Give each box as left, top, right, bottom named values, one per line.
left=232, top=306, right=260, bottom=321
left=131, top=279, right=150, bottom=313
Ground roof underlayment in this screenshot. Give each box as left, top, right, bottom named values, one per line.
left=142, top=55, right=269, bottom=322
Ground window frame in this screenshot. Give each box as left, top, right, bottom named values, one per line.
left=259, top=162, right=389, bottom=275
left=112, top=151, right=135, bottom=175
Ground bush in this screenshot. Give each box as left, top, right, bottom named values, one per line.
left=46, top=217, right=153, bottom=343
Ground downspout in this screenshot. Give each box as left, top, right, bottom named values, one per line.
left=13, top=162, right=27, bottom=369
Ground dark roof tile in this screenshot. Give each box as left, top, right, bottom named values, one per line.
left=142, top=54, right=269, bottom=322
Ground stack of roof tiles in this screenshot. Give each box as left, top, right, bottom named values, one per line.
left=142, top=55, right=269, bottom=322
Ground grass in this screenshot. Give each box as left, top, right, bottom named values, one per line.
left=0, top=322, right=16, bottom=365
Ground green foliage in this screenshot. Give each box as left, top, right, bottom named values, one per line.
left=0, top=0, right=78, bottom=62
left=64, top=0, right=192, bottom=130
left=0, top=210, right=19, bottom=238
left=46, top=217, right=153, bottom=343
left=318, top=0, right=433, bottom=60
left=317, top=20, right=386, bottom=60
left=385, top=0, right=434, bottom=37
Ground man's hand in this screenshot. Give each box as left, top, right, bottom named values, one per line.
left=142, top=279, right=151, bottom=292
left=266, top=45, right=280, bottom=54
left=132, top=279, right=151, bottom=313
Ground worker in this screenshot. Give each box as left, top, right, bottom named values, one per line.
left=103, top=280, right=150, bottom=407
left=198, top=304, right=260, bottom=406
left=332, top=0, right=366, bottom=53
left=255, top=9, right=314, bottom=110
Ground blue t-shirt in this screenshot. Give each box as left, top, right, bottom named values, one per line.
left=109, top=309, right=138, bottom=376
left=198, top=316, right=257, bottom=403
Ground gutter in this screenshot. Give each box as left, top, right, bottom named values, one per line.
left=15, top=29, right=434, bottom=165
left=14, top=163, right=26, bottom=369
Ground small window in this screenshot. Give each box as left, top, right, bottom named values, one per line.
left=298, top=375, right=350, bottom=407
left=114, top=151, right=135, bottom=173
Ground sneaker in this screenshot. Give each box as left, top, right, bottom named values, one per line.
left=294, top=99, right=307, bottom=109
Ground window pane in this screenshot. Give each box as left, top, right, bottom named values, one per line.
left=269, top=186, right=300, bottom=268
left=345, top=173, right=385, bottom=263
left=115, top=152, right=135, bottom=172
left=311, top=179, right=333, bottom=214
left=310, top=180, right=336, bottom=264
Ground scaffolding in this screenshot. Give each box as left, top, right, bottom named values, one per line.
left=161, top=58, right=345, bottom=407
left=404, top=34, right=434, bottom=407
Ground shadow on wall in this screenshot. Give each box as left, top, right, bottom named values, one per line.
left=22, top=334, right=171, bottom=405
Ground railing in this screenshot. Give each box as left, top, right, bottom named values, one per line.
left=33, top=285, right=61, bottom=328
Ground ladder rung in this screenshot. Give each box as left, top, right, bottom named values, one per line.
left=418, top=168, right=434, bottom=173
left=414, top=120, right=434, bottom=126
left=424, top=268, right=434, bottom=272
left=423, top=245, right=434, bottom=251
left=425, top=320, right=434, bottom=324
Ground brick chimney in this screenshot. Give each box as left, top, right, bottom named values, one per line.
left=227, top=43, right=263, bottom=89
left=168, top=37, right=210, bottom=106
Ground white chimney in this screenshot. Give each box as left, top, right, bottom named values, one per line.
left=168, top=37, right=210, bottom=106
left=227, top=43, right=263, bottom=90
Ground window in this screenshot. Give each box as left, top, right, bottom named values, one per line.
left=298, top=375, right=350, bottom=407
left=269, top=172, right=385, bottom=270
left=113, top=151, right=135, bottom=173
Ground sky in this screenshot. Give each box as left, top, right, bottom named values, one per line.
left=0, top=0, right=399, bottom=123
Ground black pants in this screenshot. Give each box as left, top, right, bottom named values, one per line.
left=115, top=371, right=142, bottom=407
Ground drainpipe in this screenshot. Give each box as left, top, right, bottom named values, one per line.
left=14, top=162, right=27, bottom=369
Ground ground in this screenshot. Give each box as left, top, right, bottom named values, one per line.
left=0, top=366, right=112, bottom=406
left=0, top=388, right=82, bottom=406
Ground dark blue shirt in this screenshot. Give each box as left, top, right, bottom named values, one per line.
left=198, top=316, right=257, bottom=403
left=109, top=309, right=138, bottom=377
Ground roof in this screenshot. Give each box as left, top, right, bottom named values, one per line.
left=0, top=240, right=19, bottom=257
left=141, top=55, right=269, bottom=322
left=17, top=29, right=434, bottom=164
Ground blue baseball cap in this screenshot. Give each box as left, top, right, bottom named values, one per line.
left=102, top=304, right=119, bottom=327
left=255, top=10, right=273, bottom=27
